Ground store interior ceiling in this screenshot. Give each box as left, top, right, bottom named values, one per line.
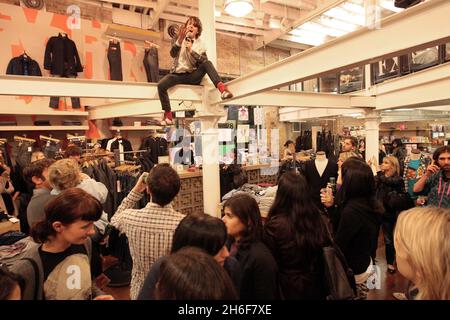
left=13, top=0, right=405, bottom=50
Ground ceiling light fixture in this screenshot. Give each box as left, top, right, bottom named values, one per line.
left=224, top=0, right=254, bottom=18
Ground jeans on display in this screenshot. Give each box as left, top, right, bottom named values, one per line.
left=108, top=41, right=123, bottom=81
left=43, top=142, right=61, bottom=159
left=49, top=74, right=81, bottom=108
left=16, top=142, right=33, bottom=168
left=157, top=60, right=221, bottom=112
left=143, top=47, right=159, bottom=83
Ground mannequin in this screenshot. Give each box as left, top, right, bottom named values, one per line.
left=302, top=151, right=338, bottom=208
left=315, top=151, right=328, bottom=177
left=410, top=149, right=421, bottom=160
left=404, top=149, right=429, bottom=198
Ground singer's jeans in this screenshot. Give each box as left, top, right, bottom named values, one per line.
left=157, top=60, right=221, bottom=112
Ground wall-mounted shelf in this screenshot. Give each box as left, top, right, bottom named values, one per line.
left=0, top=126, right=88, bottom=131
left=110, top=126, right=162, bottom=131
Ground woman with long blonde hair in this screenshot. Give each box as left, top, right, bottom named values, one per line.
left=394, top=207, right=450, bottom=300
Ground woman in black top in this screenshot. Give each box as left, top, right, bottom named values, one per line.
left=222, top=194, right=278, bottom=300
left=322, top=157, right=382, bottom=299
left=263, top=172, right=329, bottom=299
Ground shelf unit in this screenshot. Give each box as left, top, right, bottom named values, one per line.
left=0, top=126, right=89, bottom=131
left=110, top=126, right=162, bottom=131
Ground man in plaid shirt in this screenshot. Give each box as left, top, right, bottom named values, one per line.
left=111, top=164, right=184, bottom=299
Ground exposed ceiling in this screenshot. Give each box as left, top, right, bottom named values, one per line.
left=89, top=0, right=404, bottom=50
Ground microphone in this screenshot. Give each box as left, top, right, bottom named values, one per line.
left=185, top=31, right=194, bottom=43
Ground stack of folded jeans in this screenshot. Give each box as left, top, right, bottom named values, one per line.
left=34, top=120, right=51, bottom=126
left=62, top=120, right=82, bottom=126
left=0, top=121, right=17, bottom=126
left=145, top=119, right=162, bottom=126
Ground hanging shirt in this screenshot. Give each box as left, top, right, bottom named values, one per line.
left=406, top=159, right=422, bottom=198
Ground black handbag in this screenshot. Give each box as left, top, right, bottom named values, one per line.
left=322, top=224, right=357, bottom=300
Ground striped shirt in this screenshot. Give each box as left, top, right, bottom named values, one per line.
left=110, top=190, right=184, bottom=299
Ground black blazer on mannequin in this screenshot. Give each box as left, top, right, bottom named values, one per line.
left=44, top=33, right=83, bottom=76
left=302, top=159, right=338, bottom=208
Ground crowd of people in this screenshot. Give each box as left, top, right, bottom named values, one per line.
left=0, top=138, right=448, bottom=301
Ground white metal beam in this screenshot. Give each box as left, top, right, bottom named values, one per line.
left=371, top=63, right=450, bottom=110
left=279, top=107, right=366, bottom=121
left=257, top=0, right=345, bottom=49
left=213, top=0, right=450, bottom=103
left=150, top=0, right=170, bottom=28
left=0, top=75, right=203, bottom=101
left=221, top=90, right=375, bottom=108
left=88, top=99, right=198, bottom=120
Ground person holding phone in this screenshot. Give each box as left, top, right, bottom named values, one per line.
left=157, top=16, right=233, bottom=126
left=413, top=146, right=450, bottom=208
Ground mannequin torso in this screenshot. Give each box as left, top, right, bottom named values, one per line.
left=315, top=152, right=328, bottom=177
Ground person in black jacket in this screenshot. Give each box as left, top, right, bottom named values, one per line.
left=263, top=172, right=329, bottom=299
left=6, top=54, right=42, bottom=76
left=157, top=16, right=232, bottom=125
left=374, top=156, right=408, bottom=274
left=222, top=194, right=278, bottom=300
left=322, top=157, right=382, bottom=300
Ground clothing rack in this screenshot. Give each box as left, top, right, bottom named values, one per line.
left=114, top=149, right=148, bottom=165
left=40, top=135, right=60, bottom=143
left=14, top=136, right=36, bottom=143
left=67, top=134, right=86, bottom=141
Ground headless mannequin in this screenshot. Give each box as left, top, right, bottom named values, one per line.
left=315, top=151, right=328, bottom=177
left=410, top=149, right=421, bottom=161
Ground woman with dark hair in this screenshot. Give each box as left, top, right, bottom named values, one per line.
left=322, top=157, right=382, bottom=299
left=137, top=213, right=241, bottom=300
left=155, top=247, right=238, bottom=300
left=222, top=193, right=278, bottom=299
left=263, top=172, right=329, bottom=299
left=282, top=140, right=295, bottom=161
left=0, top=267, right=23, bottom=300
left=12, top=188, right=113, bottom=300
left=391, top=138, right=406, bottom=172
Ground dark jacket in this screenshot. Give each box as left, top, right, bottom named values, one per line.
left=6, top=55, right=42, bottom=76
left=44, top=33, right=83, bottom=76
left=375, top=172, right=407, bottom=217
left=233, top=240, right=278, bottom=300
left=334, top=198, right=381, bottom=275
left=301, top=159, right=338, bottom=209
left=263, top=215, right=327, bottom=299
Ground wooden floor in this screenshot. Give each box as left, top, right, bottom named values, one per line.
left=102, top=234, right=410, bottom=300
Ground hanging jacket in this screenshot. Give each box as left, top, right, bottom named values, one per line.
left=44, top=33, right=83, bottom=76
left=6, top=55, right=42, bottom=76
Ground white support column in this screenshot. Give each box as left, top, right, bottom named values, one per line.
left=201, top=125, right=221, bottom=218
left=198, top=0, right=221, bottom=217
left=364, top=110, right=381, bottom=164
left=198, top=0, right=217, bottom=66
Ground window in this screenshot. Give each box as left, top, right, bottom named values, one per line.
left=339, top=67, right=363, bottom=93
left=303, top=78, right=318, bottom=92
left=319, top=73, right=338, bottom=93
left=371, top=57, right=400, bottom=84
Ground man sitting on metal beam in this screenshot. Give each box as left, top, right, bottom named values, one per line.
left=157, top=16, right=233, bottom=126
